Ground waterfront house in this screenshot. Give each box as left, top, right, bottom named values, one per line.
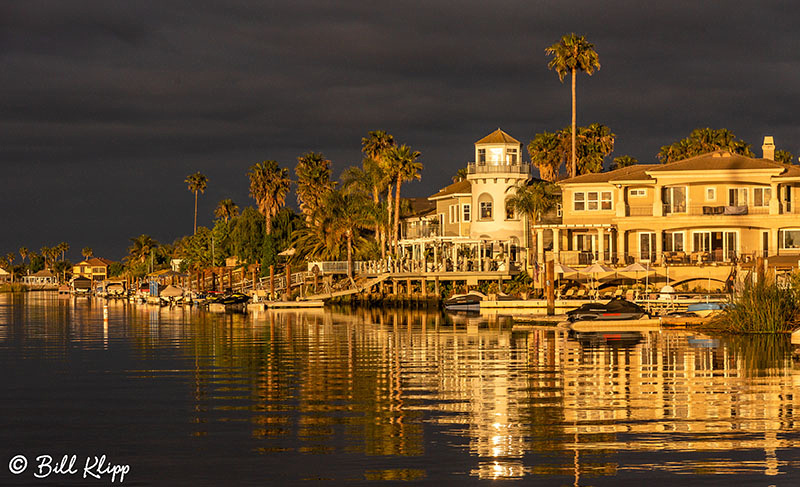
left=534, top=137, right=800, bottom=270
left=398, top=129, right=532, bottom=273
left=22, top=269, right=57, bottom=286
left=0, top=267, right=10, bottom=283
left=72, top=257, right=114, bottom=282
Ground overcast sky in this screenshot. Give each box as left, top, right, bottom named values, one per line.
left=2, top=1, right=798, bottom=261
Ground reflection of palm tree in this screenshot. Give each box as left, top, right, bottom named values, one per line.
left=214, top=199, right=239, bottom=222
left=546, top=33, right=600, bottom=178
left=248, top=160, right=291, bottom=234
left=387, top=145, right=422, bottom=254
left=185, top=172, right=208, bottom=235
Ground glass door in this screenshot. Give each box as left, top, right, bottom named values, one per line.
left=639, top=232, right=656, bottom=261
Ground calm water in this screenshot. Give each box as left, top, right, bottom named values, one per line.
left=2, top=293, right=800, bottom=485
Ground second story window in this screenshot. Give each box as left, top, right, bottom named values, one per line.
left=480, top=201, right=493, bottom=219
left=728, top=188, right=748, bottom=207
left=662, top=186, right=687, bottom=214
left=753, top=187, right=771, bottom=207
left=506, top=148, right=518, bottom=164
left=462, top=204, right=471, bottom=222
left=448, top=204, right=459, bottom=224
left=477, top=148, right=486, bottom=164
left=573, top=191, right=612, bottom=211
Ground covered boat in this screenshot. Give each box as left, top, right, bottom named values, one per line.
left=567, top=297, right=647, bottom=322
left=443, top=291, right=487, bottom=311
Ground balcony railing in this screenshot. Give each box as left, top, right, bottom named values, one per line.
left=401, top=224, right=440, bottom=240
left=627, top=206, right=653, bottom=217
left=467, top=162, right=530, bottom=175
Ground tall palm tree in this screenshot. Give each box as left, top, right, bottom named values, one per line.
left=248, top=160, right=291, bottom=234
left=5, top=253, right=14, bottom=282
left=295, top=152, right=334, bottom=223
left=528, top=131, right=566, bottom=181
left=18, top=247, right=28, bottom=266
left=320, top=188, right=371, bottom=279
left=214, top=199, right=239, bottom=222
left=546, top=33, right=600, bottom=178
left=58, top=242, right=69, bottom=261
left=387, top=144, right=422, bottom=254
left=506, top=180, right=559, bottom=265
left=40, top=246, right=51, bottom=270
left=81, top=247, right=93, bottom=259
left=185, top=172, right=208, bottom=234
left=362, top=131, right=395, bottom=253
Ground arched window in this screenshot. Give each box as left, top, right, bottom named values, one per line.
left=477, top=193, right=493, bottom=220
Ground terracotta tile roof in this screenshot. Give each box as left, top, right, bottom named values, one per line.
left=560, top=164, right=657, bottom=184
left=647, top=150, right=783, bottom=172
left=86, top=257, right=113, bottom=266
left=429, top=179, right=471, bottom=199
left=475, top=128, right=520, bottom=145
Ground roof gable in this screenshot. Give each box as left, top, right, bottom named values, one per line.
left=429, top=179, right=471, bottom=200
left=475, top=128, right=520, bottom=145
left=647, top=150, right=784, bottom=173
left=559, top=164, right=657, bottom=185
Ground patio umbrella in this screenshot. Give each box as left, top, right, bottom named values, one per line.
left=579, top=263, right=614, bottom=300
left=553, top=262, right=578, bottom=275
left=619, top=262, right=655, bottom=298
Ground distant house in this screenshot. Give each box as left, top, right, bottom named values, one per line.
left=72, top=257, right=114, bottom=282
left=0, top=267, right=10, bottom=283
left=22, top=270, right=57, bottom=286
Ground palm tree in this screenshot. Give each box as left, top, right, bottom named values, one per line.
left=610, top=155, right=638, bottom=171
left=451, top=167, right=469, bottom=183
left=295, top=152, right=334, bottom=223
left=248, top=160, right=291, bottom=234
left=214, top=199, right=239, bottom=222
left=18, top=247, right=28, bottom=266
left=4, top=253, right=14, bottom=282
left=128, top=235, right=159, bottom=265
left=185, top=172, right=208, bottom=234
left=321, top=188, right=371, bottom=279
left=657, top=127, right=755, bottom=163
left=39, top=246, right=51, bottom=270
left=387, top=144, right=422, bottom=254
left=528, top=131, right=566, bottom=181
left=362, top=131, right=396, bottom=253
left=546, top=33, right=601, bottom=178
left=574, top=123, right=615, bottom=174
left=58, top=242, right=69, bottom=261
left=506, top=180, right=559, bottom=265
left=81, top=247, right=93, bottom=259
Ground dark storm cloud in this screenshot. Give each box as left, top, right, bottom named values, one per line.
left=1, top=1, right=799, bottom=259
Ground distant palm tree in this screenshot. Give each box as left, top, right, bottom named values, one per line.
left=528, top=131, right=566, bottom=182
left=40, top=246, right=51, bottom=270
left=387, top=144, right=422, bottom=254
left=451, top=167, right=469, bottom=183
left=58, top=242, right=69, bottom=261
left=18, top=247, right=28, bottom=266
left=546, top=33, right=601, bottom=178
left=506, top=181, right=559, bottom=265
left=214, top=199, right=239, bottom=222
left=248, top=161, right=291, bottom=234
left=81, top=247, right=93, bottom=259
left=320, top=188, right=371, bottom=279
left=4, top=253, right=14, bottom=282
left=610, top=155, right=638, bottom=171
left=185, top=172, right=208, bottom=234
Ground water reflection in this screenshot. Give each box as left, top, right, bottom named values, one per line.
left=2, top=293, right=800, bottom=484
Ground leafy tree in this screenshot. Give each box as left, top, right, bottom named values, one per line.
left=775, top=150, right=795, bottom=164
left=185, top=172, right=208, bottom=234
left=248, top=160, right=291, bottom=234
left=506, top=181, right=560, bottom=265
left=657, top=128, right=754, bottom=163
left=214, top=199, right=239, bottom=222
left=52, top=260, right=71, bottom=282
left=610, top=155, right=638, bottom=171
left=295, top=152, right=334, bottom=223
left=546, top=33, right=601, bottom=178
left=108, top=262, right=125, bottom=278
left=386, top=144, right=422, bottom=254
left=28, top=252, right=44, bottom=273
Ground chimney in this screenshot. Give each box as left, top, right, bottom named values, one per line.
left=762, top=136, right=775, bottom=160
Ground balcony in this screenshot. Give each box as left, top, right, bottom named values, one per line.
left=467, top=162, right=530, bottom=175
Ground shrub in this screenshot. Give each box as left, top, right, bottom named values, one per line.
left=712, top=274, right=800, bottom=333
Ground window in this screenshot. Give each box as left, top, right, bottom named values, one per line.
left=663, top=232, right=685, bottom=252
left=753, top=187, right=771, bottom=207
left=662, top=186, right=687, bottom=214
left=693, top=232, right=711, bottom=252
left=448, top=204, right=459, bottom=223
left=728, top=188, right=748, bottom=206
left=706, top=187, right=716, bottom=201
left=573, top=191, right=612, bottom=211
left=630, top=189, right=646, bottom=197
left=506, top=148, right=518, bottom=164
left=477, top=148, right=486, bottom=163
left=438, top=213, right=444, bottom=234
left=780, top=229, right=800, bottom=249
left=574, top=192, right=585, bottom=211
left=462, top=204, right=471, bottom=222
left=505, top=199, right=516, bottom=220
left=480, top=201, right=492, bottom=219
left=556, top=203, right=563, bottom=217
